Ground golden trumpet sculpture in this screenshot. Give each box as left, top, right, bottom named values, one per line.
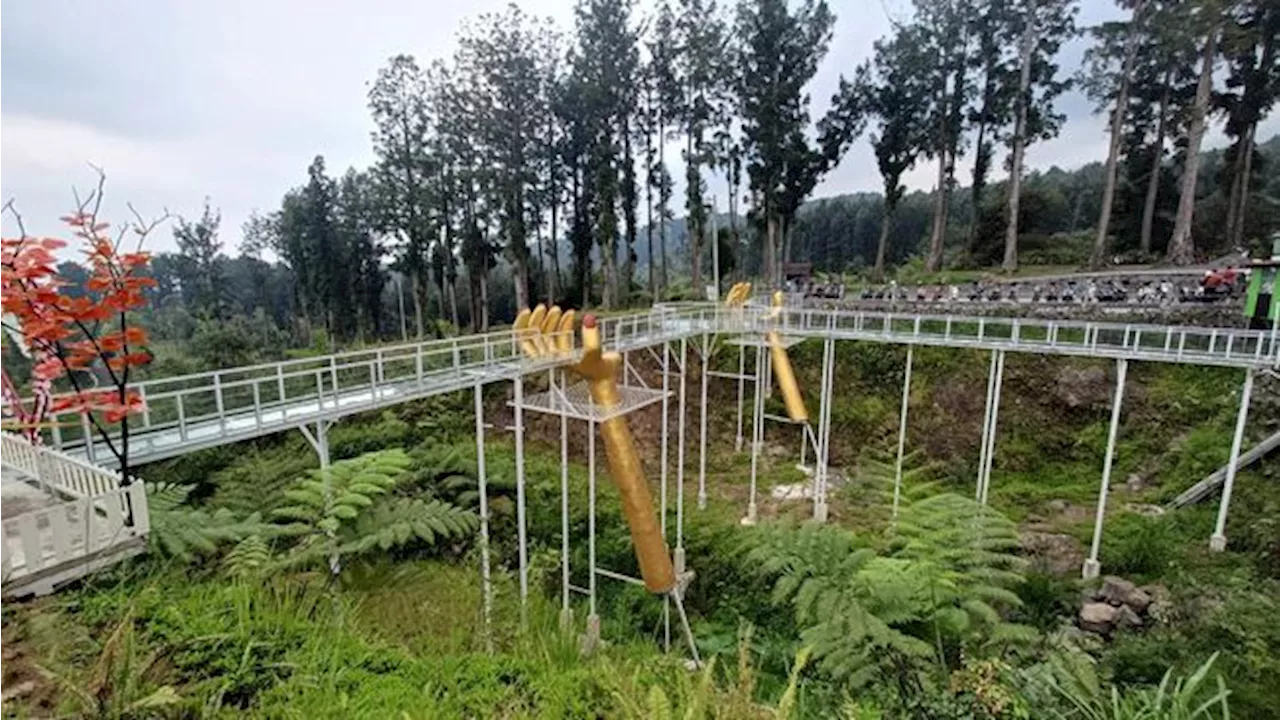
left=765, top=290, right=809, bottom=422
left=723, top=283, right=809, bottom=423
left=513, top=305, right=677, bottom=594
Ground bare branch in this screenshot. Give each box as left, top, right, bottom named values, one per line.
left=3, top=199, right=29, bottom=239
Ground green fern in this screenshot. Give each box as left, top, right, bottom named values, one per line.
left=269, top=449, right=476, bottom=574
left=749, top=494, right=1034, bottom=689
left=145, top=482, right=266, bottom=562
left=343, top=498, right=478, bottom=555
left=223, top=535, right=272, bottom=578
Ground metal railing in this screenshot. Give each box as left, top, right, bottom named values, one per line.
left=31, top=304, right=1276, bottom=466
left=2, top=434, right=149, bottom=594
left=720, top=306, right=1278, bottom=368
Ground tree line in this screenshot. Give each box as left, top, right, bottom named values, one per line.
left=141, top=0, right=1277, bottom=350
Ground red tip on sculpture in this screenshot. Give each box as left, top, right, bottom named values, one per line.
left=582, top=314, right=597, bottom=328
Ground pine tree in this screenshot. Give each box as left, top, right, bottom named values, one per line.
left=368, top=55, right=435, bottom=338
left=1083, top=1, right=1149, bottom=268
left=1001, top=0, right=1077, bottom=272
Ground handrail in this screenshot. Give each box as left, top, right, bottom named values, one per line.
left=23, top=304, right=1275, bottom=464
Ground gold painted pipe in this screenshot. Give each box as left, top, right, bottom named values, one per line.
left=577, top=315, right=676, bottom=594
left=766, top=291, right=808, bottom=423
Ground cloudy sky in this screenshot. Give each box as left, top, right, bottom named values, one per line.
left=3, top=0, right=1275, bottom=254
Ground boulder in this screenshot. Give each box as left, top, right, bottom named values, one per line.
left=1115, top=605, right=1144, bottom=630
left=1096, top=576, right=1153, bottom=613
left=1096, top=576, right=1138, bottom=606
left=1019, top=531, right=1085, bottom=576
left=1079, top=602, right=1120, bottom=634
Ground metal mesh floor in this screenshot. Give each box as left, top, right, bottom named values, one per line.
left=725, top=334, right=807, bottom=349
left=513, top=381, right=670, bottom=421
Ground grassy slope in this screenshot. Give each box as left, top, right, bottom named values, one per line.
left=3, top=338, right=1277, bottom=717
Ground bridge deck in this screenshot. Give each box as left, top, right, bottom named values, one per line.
left=44, top=305, right=1275, bottom=467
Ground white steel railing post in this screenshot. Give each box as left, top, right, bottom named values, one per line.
left=139, top=386, right=151, bottom=428
left=329, top=357, right=339, bottom=405
left=176, top=394, right=188, bottom=441
left=213, top=373, right=227, bottom=432
left=277, top=365, right=286, bottom=404
left=81, top=412, right=96, bottom=463
left=252, top=382, right=263, bottom=428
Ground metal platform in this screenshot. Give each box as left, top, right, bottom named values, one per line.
left=513, top=381, right=669, bottom=422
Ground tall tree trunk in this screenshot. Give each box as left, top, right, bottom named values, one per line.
left=1091, top=5, right=1142, bottom=269
left=513, top=256, right=530, bottom=312
left=448, top=276, right=460, bottom=331
left=874, top=202, right=894, bottom=282
left=1003, top=23, right=1035, bottom=273
left=686, top=137, right=703, bottom=295
left=1233, top=125, right=1256, bottom=248
left=658, top=120, right=669, bottom=295
left=1226, top=124, right=1257, bottom=250
left=728, top=172, right=739, bottom=281
left=646, top=171, right=656, bottom=299
left=967, top=123, right=989, bottom=258
left=1140, top=76, right=1171, bottom=254
left=411, top=270, right=425, bottom=339
left=1168, top=29, right=1218, bottom=266
left=535, top=228, right=546, bottom=303
left=479, top=271, right=490, bottom=331
left=765, top=213, right=779, bottom=289
left=926, top=157, right=947, bottom=272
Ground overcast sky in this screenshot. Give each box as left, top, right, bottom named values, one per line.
left=3, top=0, right=1276, bottom=254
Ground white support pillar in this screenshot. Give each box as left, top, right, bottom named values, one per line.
left=473, top=384, right=492, bottom=651
left=977, top=351, right=997, bottom=502
left=735, top=344, right=746, bottom=452
left=1084, top=359, right=1128, bottom=579
left=585, top=417, right=601, bottom=651
left=660, top=341, right=673, bottom=652
left=675, top=336, right=688, bottom=572
left=979, top=350, right=1006, bottom=506
left=892, top=345, right=915, bottom=519
left=1211, top=368, right=1255, bottom=552
left=698, top=334, right=710, bottom=510
left=557, top=371, right=571, bottom=629
left=744, top=343, right=765, bottom=525
left=814, top=336, right=835, bottom=522
left=513, top=376, right=528, bottom=620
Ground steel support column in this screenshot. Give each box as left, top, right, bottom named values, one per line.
left=814, top=336, right=835, bottom=522
left=513, top=376, right=528, bottom=620
left=980, top=350, right=1006, bottom=505
left=1211, top=368, right=1255, bottom=552
left=977, top=351, right=998, bottom=502
left=660, top=341, right=671, bottom=652
left=744, top=343, right=765, bottom=525
left=1084, top=359, right=1128, bottom=579
left=675, top=336, right=688, bottom=572
left=892, top=345, right=915, bottom=519
left=473, top=384, right=492, bottom=650
left=698, top=334, right=710, bottom=510
left=584, top=417, right=600, bottom=652
left=735, top=344, right=746, bottom=452
left=557, top=370, right=571, bottom=629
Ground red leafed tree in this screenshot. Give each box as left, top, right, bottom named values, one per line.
left=1, top=174, right=168, bottom=481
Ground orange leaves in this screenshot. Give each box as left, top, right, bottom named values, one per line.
left=2, top=210, right=156, bottom=429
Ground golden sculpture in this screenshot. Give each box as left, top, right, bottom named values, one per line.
left=723, top=283, right=808, bottom=423
left=765, top=290, right=809, bottom=422
left=513, top=305, right=676, bottom=594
